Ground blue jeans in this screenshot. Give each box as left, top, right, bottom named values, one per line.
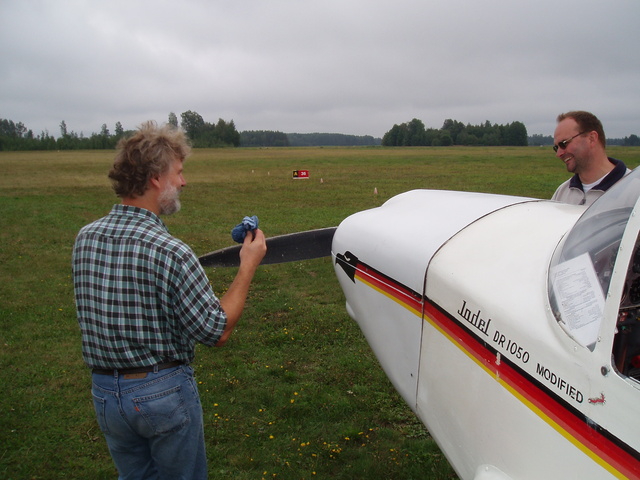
left=91, top=365, right=207, bottom=480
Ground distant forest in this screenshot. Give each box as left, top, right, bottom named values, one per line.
left=382, top=118, right=528, bottom=146
left=0, top=111, right=241, bottom=151
left=239, top=131, right=381, bottom=147
left=529, top=133, right=640, bottom=147
left=384, top=118, right=640, bottom=147
left=1, top=112, right=639, bottom=151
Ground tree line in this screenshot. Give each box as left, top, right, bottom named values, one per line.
left=238, top=131, right=381, bottom=147
left=0, top=118, right=123, bottom=151
left=0, top=111, right=241, bottom=151
left=382, top=118, right=529, bottom=146
left=286, top=132, right=380, bottom=147
left=529, top=132, right=640, bottom=147
left=3, top=113, right=639, bottom=150
left=174, top=111, right=240, bottom=147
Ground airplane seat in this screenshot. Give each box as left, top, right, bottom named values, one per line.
left=613, top=239, right=640, bottom=380
left=614, top=309, right=640, bottom=379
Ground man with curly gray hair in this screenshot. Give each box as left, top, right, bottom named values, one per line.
left=73, top=121, right=266, bottom=479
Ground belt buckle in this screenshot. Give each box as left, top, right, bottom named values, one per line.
left=123, top=372, right=148, bottom=380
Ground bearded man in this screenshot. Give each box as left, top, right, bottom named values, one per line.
left=72, top=121, right=266, bottom=479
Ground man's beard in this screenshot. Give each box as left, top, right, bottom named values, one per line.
left=158, top=184, right=181, bottom=215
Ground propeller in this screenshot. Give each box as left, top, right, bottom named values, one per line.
left=198, top=227, right=337, bottom=268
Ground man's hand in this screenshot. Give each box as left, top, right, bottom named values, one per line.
left=239, top=228, right=267, bottom=271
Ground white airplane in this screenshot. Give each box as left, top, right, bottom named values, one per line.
left=201, top=167, right=640, bottom=479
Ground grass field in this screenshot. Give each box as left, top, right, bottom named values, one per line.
left=1, top=146, right=639, bottom=479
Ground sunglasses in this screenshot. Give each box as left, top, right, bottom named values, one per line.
left=553, top=131, right=586, bottom=152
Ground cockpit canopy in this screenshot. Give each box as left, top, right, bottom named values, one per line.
left=549, top=167, right=640, bottom=350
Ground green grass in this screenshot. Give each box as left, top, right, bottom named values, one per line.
left=1, top=146, right=639, bottom=479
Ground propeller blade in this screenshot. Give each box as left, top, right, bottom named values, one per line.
left=198, top=227, right=337, bottom=268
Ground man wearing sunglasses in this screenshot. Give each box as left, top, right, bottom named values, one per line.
left=551, top=110, right=630, bottom=206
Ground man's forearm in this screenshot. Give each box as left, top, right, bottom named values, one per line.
left=216, top=264, right=258, bottom=345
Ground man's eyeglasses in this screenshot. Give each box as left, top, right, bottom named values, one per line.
left=553, top=131, right=586, bottom=152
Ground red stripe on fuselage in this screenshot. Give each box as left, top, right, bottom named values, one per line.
left=355, top=263, right=423, bottom=313
left=423, top=301, right=640, bottom=479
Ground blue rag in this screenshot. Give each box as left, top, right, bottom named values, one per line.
left=231, top=215, right=259, bottom=243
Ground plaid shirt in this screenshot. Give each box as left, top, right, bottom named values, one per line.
left=72, top=204, right=226, bottom=369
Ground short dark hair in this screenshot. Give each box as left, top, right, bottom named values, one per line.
left=108, top=121, right=191, bottom=198
left=557, top=111, right=606, bottom=148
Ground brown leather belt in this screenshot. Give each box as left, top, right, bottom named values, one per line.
left=92, top=360, right=183, bottom=376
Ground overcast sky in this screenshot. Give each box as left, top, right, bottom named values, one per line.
left=2, top=0, right=639, bottom=139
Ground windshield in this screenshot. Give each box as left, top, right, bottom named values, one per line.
left=549, top=167, right=640, bottom=348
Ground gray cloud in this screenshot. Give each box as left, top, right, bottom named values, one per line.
left=2, top=0, right=639, bottom=138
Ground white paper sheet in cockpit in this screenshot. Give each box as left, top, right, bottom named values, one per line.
left=551, top=252, right=605, bottom=347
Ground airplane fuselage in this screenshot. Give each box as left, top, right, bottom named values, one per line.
left=333, top=172, right=640, bottom=479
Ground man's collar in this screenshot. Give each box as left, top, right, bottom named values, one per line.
left=111, top=204, right=168, bottom=229
left=569, top=157, right=627, bottom=191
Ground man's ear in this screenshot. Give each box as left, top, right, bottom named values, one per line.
left=149, top=176, right=162, bottom=190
